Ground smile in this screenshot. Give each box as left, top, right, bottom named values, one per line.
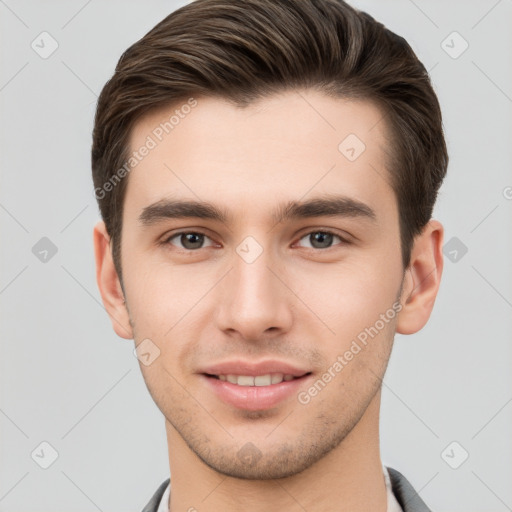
left=207, top=373, right=303, bottom=386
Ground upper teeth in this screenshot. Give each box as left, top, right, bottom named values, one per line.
left=217, top=374, right=296, bottom=386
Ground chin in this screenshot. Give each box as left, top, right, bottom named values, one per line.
left=194, top=438, right=340, bottom=481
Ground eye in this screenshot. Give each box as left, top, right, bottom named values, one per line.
left=296, top=230, right=348, bottom=250
left=164, top=231, right=215, bottom=250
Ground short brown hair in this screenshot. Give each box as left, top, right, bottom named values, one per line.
left=92, top=0, right=448, bottom=285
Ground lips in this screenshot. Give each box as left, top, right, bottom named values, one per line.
left=199, top=359, right=312, bottom=410
left=200, top=359, right=310, bottom=379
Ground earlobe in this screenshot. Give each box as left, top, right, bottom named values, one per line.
left=396, top=220, right=444, bottom=335
left=93, top=220, right=133, bottom=340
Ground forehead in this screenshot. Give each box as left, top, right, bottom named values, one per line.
left=124, top=90, right=395, bottom=224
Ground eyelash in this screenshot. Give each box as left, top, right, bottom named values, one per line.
left=160, top=229, right=350, bottom=251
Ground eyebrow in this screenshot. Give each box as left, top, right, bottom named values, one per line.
left=138, top=194, right=377, bottom=227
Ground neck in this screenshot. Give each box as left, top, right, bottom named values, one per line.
left=166, top=389, right=387, bottom=512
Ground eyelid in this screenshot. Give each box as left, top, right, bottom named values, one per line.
left=162, top=230, right=217, bottom=249
left=294, top=229, right=351, bottom=249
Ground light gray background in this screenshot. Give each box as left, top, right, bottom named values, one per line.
left=1, top=1, right=511, bottom=511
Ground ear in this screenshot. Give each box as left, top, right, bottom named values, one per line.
left=93, top=220, right=133, bottom=340
left=396, top=219, right=444, bottom=335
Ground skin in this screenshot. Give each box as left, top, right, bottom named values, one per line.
left=94, top=89, right=444, bottom=512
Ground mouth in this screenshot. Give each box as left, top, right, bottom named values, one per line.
left=204, top=372, right=311, bottom=386
left=200, top=370, right=313, bottom=411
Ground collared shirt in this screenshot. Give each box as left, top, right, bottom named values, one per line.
left=156, top=465, right=403, bottom=512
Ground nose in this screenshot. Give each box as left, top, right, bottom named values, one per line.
left=214, top=243, right=294, bottom=342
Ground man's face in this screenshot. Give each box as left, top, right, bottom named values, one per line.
left=120, top=90, right=405, bottom=478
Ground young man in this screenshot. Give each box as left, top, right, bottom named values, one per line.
left=92, top=1, right=447, bottom=510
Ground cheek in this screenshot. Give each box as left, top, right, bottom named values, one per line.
left=123, top=260, right=191, bottom=341
left=288, top=252, right=401, bottom=339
